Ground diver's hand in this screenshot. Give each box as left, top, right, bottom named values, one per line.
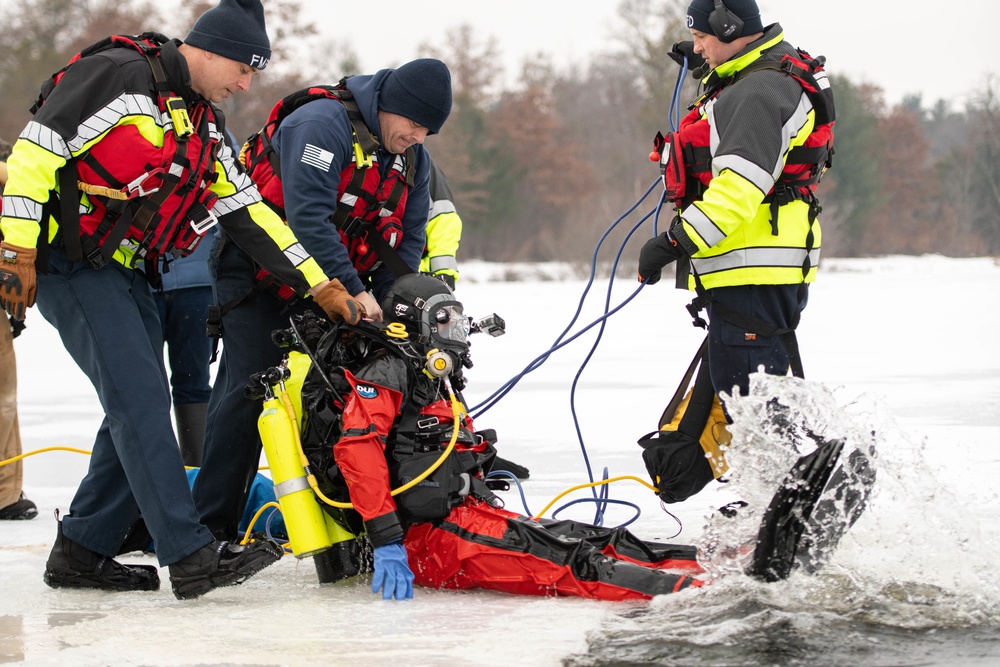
left=371, top=542, right=414, bottom=600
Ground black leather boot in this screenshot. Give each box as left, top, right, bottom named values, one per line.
left=43, top=518, right=160, bottom=591
left=0, top=492, right=37, bottom=520
left=168, top=538, right=282, bottom=600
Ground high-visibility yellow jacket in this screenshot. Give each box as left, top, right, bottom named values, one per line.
left=419, top=158, right=461, bottom=285
left=670, top=25, right=832, bottom=291
left=0, top=37, right=327, bottom=294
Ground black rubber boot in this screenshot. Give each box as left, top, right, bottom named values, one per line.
left=168, top=538, right=282, bottom=600
left=313, top=540, right=360, bottom=584
left=174, top=402, right=207, bottom=468
left=43, top=519, right=160, bottom=591
left=0, top=493, right=38, bottom=520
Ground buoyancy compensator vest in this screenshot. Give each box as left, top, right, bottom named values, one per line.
left=281, top=312, right=498, bottom=528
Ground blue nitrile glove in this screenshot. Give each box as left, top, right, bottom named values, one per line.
left=371, top=542, right=414, bottom=600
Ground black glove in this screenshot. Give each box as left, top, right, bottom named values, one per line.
left=638, top=233, right=686, bottom=285
left=666, top=41, right=706, bottom=73
left=8, top=314, right=25, bottom=338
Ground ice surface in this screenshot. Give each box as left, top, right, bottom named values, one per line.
left=3, top=256, right=999, bottom=666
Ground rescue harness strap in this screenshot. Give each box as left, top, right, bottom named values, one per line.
left=47, top=38, right=209, bottom=286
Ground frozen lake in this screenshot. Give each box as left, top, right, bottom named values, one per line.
left=3, top=255, right=999, bottom=666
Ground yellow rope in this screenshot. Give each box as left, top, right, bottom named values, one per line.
left=532, top=475, right=658, bottom=519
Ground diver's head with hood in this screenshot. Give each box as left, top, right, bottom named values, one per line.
left=381, top=273, right=471, bottom=379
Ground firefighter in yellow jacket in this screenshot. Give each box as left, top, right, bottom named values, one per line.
left=638, top=0, right=833, bottom=402
left=0, top=0, right=360, bottom=600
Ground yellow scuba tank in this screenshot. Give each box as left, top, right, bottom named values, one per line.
left=257, top=350, right=353, bottom=558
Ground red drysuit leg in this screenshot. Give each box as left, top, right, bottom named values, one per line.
left=405, top=500, right=704, bottom=601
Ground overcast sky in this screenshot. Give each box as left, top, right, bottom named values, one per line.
left=299, top=0, right=999, bottom=109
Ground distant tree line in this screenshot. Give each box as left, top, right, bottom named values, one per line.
left=2, top=0, right=997, bottom=261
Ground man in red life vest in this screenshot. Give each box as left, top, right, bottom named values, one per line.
left=192, top=59, right=453, bottom=543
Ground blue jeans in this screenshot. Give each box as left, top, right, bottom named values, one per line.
left=154, top=286, right=213, bottom=405
left=36, top=246, right=213, bottom=565
left=193, top=236, right=322, bottom=539
left=706, top=284, right=807, bottom=400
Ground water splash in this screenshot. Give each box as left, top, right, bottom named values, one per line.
left=695, top=373, right=881, bottom=579
left=567, top=375, right=1000, bottom=666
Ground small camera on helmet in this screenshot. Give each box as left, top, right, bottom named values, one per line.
left=470, top=313, right=506, bottom=337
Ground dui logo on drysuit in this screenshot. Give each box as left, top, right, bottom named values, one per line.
left=356, top=384, right=378, bottom=399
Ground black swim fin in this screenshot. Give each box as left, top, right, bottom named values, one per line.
left=746, top=437, right=844, bottom=582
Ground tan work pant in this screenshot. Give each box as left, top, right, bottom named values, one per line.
left=0, top=320, right=23, bottom=508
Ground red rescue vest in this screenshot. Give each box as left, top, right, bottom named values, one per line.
left=653, top=48, right=835, bottom=227
left=240, top=83, right=416, bottom=276
left=33, top=33, right=222, bottom=271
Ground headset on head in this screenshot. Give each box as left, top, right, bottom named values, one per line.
left=708, top=0, right=744, bottom=44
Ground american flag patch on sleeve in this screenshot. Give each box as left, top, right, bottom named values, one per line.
left=301, top=143, right=334, bottom=172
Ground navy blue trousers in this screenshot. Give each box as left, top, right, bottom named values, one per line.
left=36, top=247, right=213, bottom=565
left=154, top=285, right=213, bottom=405
left=706, top=284, right=807, bottom=400
left=193, top=236, right=321, bottom=539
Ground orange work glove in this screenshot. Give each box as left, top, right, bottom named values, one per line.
left=0, top=241, right=37, bottom=321
left=312, top=278, right=364, bottom=325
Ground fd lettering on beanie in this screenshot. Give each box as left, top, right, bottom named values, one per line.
left=378, top=59, right=453, bottom=135
left=185, top=0, right=271, bottom=70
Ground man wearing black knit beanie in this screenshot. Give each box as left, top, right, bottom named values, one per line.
left=1, top=0, right=361, bottom=600
left=637, top=0, right=840, bottom=553
left=179, top=0, right=272, bottom=101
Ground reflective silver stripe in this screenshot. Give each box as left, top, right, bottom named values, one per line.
left=429, top=199, right=456, bottom=219
left=215, top=131, right=252, bottom=188
left=684, top=204, right=726, bottom=248
left=705, top=97, right=720, bottom=159
left=691, top=247, right=821, bottom=275
left=341, top=192, right=359, bottom=207
left=771, top=93, right=815, bottom=180
left=813, top=70, right=831, bottom=91
left=19, top=121, right=70, bottom=159
left=66, top=93, right=160, bottom=154
left=213, top=187, right=260, bottom=216
left=428, top=255, right=458, bottom=272
left=273, top=475, right=311, bottom=499
left=283, top=242, right=310, bottom=266
left=0, top=195, right=43, bottom=222
left=713, top=153, right=773, bottom=194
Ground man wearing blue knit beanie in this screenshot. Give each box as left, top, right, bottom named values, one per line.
left=191, top=59, right=457, bottom=590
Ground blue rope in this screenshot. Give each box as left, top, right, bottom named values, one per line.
left=472, top=67, right=690, bottom=525
left=470, top=178, right=661, bottom=418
